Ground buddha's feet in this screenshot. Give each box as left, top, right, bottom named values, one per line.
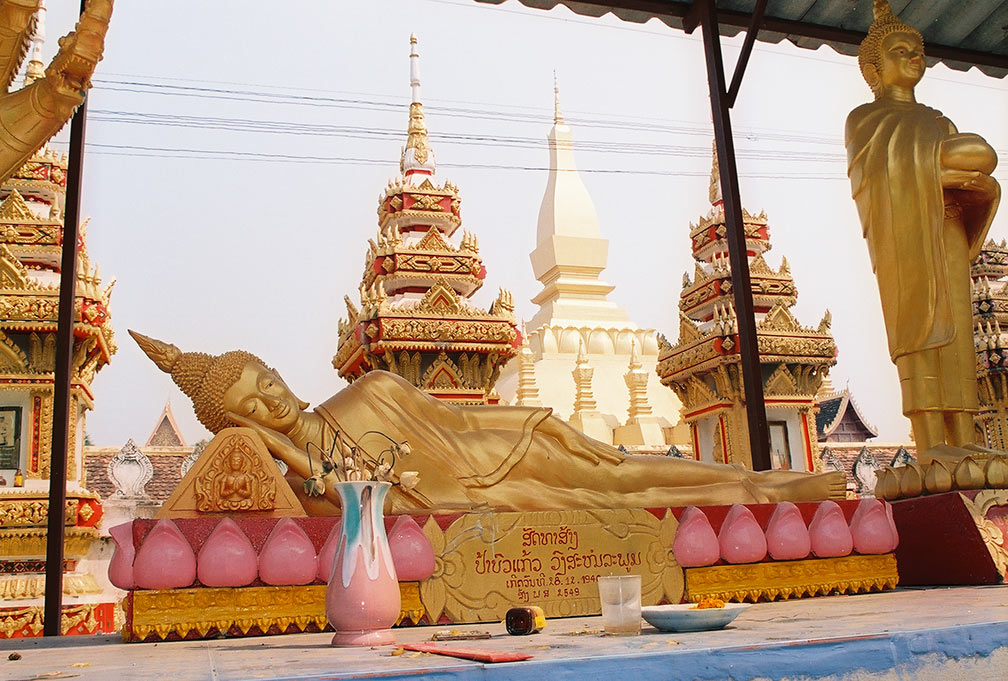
left=921, top=443, right=1006, bottom=466
left=766, top=469, right=846, bottom=503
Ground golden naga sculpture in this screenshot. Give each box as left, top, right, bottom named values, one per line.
left=130, top=330, right=846, bottom=514
left=0, top=0, right=113, bottom=184
left=845, top=0, right=1000, bottom=463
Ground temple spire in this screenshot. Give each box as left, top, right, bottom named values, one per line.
left=24, top=0, right=46, bottom=86
left=571, top=342, right=597, bottom=414
left=553, top=71, right=564, bottom=125
left=624, top=342, right=653, bottom=420
left=401, top=33, right=436, bottom=181
left=409, top=33, right=421, bottom=103
left=708, top=139, right=722, bottom=206
left=515, top=325, right=542, bottom=407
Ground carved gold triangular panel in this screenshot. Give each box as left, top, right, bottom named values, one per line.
left=748, top=253, right=773, bottom=277
left=156, top=427, right=306, bottom=518
left=421, top=352, right=467, bottom=390
left=0, top=244, right=30, bottom=288
left=0, top=330, right=27, bottom=370
left=764, top=363, right=799, bottom=396
left=414, top=226, right=451, bottom=252
left=758, top=302, right=801, bottom=333
left=0, top=189, right=37, bottom=221
left=678, top=312, right=704, bottom=345
left=418, top=280, right=462, bottom=314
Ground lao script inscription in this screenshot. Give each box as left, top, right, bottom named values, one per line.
left=419, top=508, right=682, bottom=623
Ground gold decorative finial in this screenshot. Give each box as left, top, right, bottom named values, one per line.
left=708, top=139, right=722, bottom=205
left=858, top=0, right=922, bottom=99
left=402, top=33, right=433, bottom=175
left=553, top=71, right=564, bottom=125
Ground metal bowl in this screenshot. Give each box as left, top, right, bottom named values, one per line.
left=640, top=602, right=750, bottom=632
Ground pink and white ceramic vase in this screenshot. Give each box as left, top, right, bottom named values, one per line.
left=326, top=481, right=400, bottom=646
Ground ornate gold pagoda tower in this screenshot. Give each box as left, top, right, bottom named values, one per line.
left=656, top=148, right=835, bottom=471
left=0, top=0, right=118, bottom=638
left=0, top=146, right=116, bottom=606
left=333, top=36, right=518, bottom=404
left=972, top=239, right=1008, bottom=449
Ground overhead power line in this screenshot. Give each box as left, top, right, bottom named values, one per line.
left=85, top=108, right=852, bottom=163
left=90, top=78, right=847, bottom=147
left=82, top=142, right=855, bottom=179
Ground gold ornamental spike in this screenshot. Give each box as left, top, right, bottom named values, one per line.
left=923, top=459, right=953, bottom=495
left=128, top=330, right=181, bottom=374
left=953, top=456, right=986, bottom=490
left=898, top=461, right=924, bottom=498
left=984, top=456, right=1008, bottom=488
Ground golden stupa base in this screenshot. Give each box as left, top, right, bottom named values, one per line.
left=683, top=554, right=898, bottom=603
left=123, top=583, right=426, bottom=643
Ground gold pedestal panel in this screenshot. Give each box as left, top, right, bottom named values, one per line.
left=684, top=554, right=898, bottom=603
left=419, top=508, right=681, bottom=623
left=125, top=583, right=426, bottom=642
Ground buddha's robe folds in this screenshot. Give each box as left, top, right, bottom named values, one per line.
left=846, top=100, right=998, bottom=413
left=309, top=371, right=832, bottom=513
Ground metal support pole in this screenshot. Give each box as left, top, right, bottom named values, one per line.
left=726, top=0, right=767, bottom=108
left=697, top=0, right=771, bottom=470
left=44, top=1, right=89, bottom=635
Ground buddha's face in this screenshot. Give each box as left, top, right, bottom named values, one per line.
left=222, top=361, right=301, bottom=433
left=878, top=31, right=925, bottom=90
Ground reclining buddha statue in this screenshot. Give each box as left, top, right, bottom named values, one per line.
left=131, top=331, right=846, bottom=514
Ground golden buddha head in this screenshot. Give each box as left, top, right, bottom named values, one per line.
left=130, top=330, right=308, bottom=435
left=858, top=0, right=924, bottom=99
left=220, top=360, right=303, bottom=434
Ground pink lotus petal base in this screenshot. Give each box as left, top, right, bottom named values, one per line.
left=331, top=628, right=396, bottom=647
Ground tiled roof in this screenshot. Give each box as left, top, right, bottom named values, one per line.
left=83, top=448, right=189, bottom=503
left=816, top=389, right=878, bottom=440
left=145, top=402, right=187, bottom=448
left=819, top=443, right=916, bottom=496
left=815, top=394, right=844, bottom=438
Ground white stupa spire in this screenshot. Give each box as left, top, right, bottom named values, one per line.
left=527, top=77, right=633, bottom=331
left=401, top=33, right=436, bottom=181
left=553, top=71, right=564, bottom=124
left=409, top=33, right=421, bottom=103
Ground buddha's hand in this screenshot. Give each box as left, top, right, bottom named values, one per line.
left=942, top=168, right=999, bottom=201
left=225, top=411, right=298, bottom=456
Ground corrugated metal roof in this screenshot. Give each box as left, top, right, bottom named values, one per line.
left=477, top=1, right=1008, bottom=77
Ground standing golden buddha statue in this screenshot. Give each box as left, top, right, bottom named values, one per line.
left=845, top=0, right=1000, bottom=463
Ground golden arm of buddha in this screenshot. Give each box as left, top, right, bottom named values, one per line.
left=940, top=132, right=999, bottom=202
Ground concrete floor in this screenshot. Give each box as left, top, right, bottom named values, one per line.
left=1, top=585, right=1006, bottom=681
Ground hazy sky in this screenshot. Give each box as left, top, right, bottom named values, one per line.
left=42, top=0, right=1008, bottom=447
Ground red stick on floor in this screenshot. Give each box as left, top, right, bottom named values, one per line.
left=399, top=642, right=532, bottom=663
